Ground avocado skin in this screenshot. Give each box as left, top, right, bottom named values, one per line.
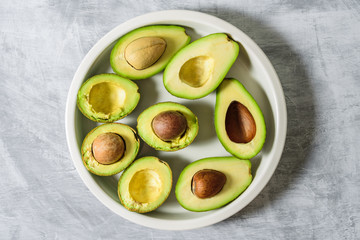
left=137, top=102, right=199, bottom=151
left=117, top=156, right=172, bottom=213
left=110, top=25, right=191, bottom=80
left=77, top=73, right=140, bottom=123
left=215, top=78, right=266, bottom=159
left=163, top=33, right=239, bottom=99
left=81, top=123, right=140, bottom=176
left=175, top=156, right=252, bottom=212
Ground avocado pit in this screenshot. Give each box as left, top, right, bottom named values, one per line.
left=151, top=111, right=187, bottom=141
left=92, top=132, right=125, bottom=165
left=225, top=101, right=256, bottom=143
left=191, top=169, right=227, bottom=199
left=125, top=36, right=167, bottom=70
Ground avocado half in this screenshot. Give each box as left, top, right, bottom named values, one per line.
left=77, top=74, right=140, bottom=123
left=110, top=25, right=191, bottom=80
left=137, top=102, right=199, bottom=151
left=175, top=157, right=252, bottom=212
left=118, top=156, right=172, bottom=213
left=163, top=33, right=239, bottom=99
left=215, top=78, right=266, bottom=159
left=81, top=123, right=140, bottom=176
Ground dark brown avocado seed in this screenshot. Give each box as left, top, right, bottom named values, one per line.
left=191, top=169, right=227, bottom=199
left=225, top=101, right=256, bottom=143
left=151, top=111, right=187, bottom=141
left=92, top=132, right=125, bottom=165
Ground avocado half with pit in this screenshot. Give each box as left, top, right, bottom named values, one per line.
left=137, top=102, right=199, bottom=151
left=77, top=74, right=140, bottom=123
left=163, top=33, right=239, bottom=99
left=118, top=156, right=172, bottom=213
left=110, top=25, right=191, bottom=80
left=175, top=157, right=252, bottom=212
left=81, top=123, right=140, bottom=176
left=215, top=78, right=266, bottom=159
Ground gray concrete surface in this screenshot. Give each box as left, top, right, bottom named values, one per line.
left=1, top=0, right=359, bottom=239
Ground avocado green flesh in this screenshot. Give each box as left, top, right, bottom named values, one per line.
left=110, top=25, right=191, bottom=80
left=137, top=102, right=199, bottom=151
left=215, top=79, right=266, bottom=159
left=77, top=74, right=140, bottom=123
left=175, top=157, right=252, bottom=212
left=163, top=33, right=239, bottom=99
left=81, top=123, right=139, bottom=176
left=118, top=156, right=172, bottom=213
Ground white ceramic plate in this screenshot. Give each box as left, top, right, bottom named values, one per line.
left=65, top=10, right=287, bottom=230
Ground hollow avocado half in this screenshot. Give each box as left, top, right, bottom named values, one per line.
left=110, top=25, right=191, bottom=80
left=137, top=102, right=199, bottom=151
left=81, top=123, right=140, bottom=176
left=175, top=157, right=252, bottom=212
left=118, top=156, right=172, bottom=213
left=215, top=78, right=266, bottom=159
left=163, top=33, right=239, bottom=99
left=77, top=74, right=140, bottom=123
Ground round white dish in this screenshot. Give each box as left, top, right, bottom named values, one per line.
left=65, top=10, right=287, bottom=230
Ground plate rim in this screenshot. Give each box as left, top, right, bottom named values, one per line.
left=65, top=9, right=287, bottom=230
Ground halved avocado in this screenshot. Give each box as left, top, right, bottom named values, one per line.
left=215, top=78, right=266, bottom=159
left=110, top=25, right=191, bottom=80
left=81, top=123, right=140, bottom=176
left=163, top=33, right=239, bottom=99
left=175, top=157, right=252, bottom=212
left=77, top=74, right=140, bottom=123
left=118, top=156, right=172, bottom=213
left=137, top=102, right=199, bottom=151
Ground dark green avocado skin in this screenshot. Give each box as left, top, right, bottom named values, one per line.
left=175, top=157, right=252, bottom=212
left=110, top=25, right=191, bottom=80
left=215, top=78, right=266, bottom=159
left=77, top=73, right=140, bottom=123
left=136, top=102, right=199, bottom=151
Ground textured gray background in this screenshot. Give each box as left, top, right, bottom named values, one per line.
left=1, top=0, right=359, bottom=239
